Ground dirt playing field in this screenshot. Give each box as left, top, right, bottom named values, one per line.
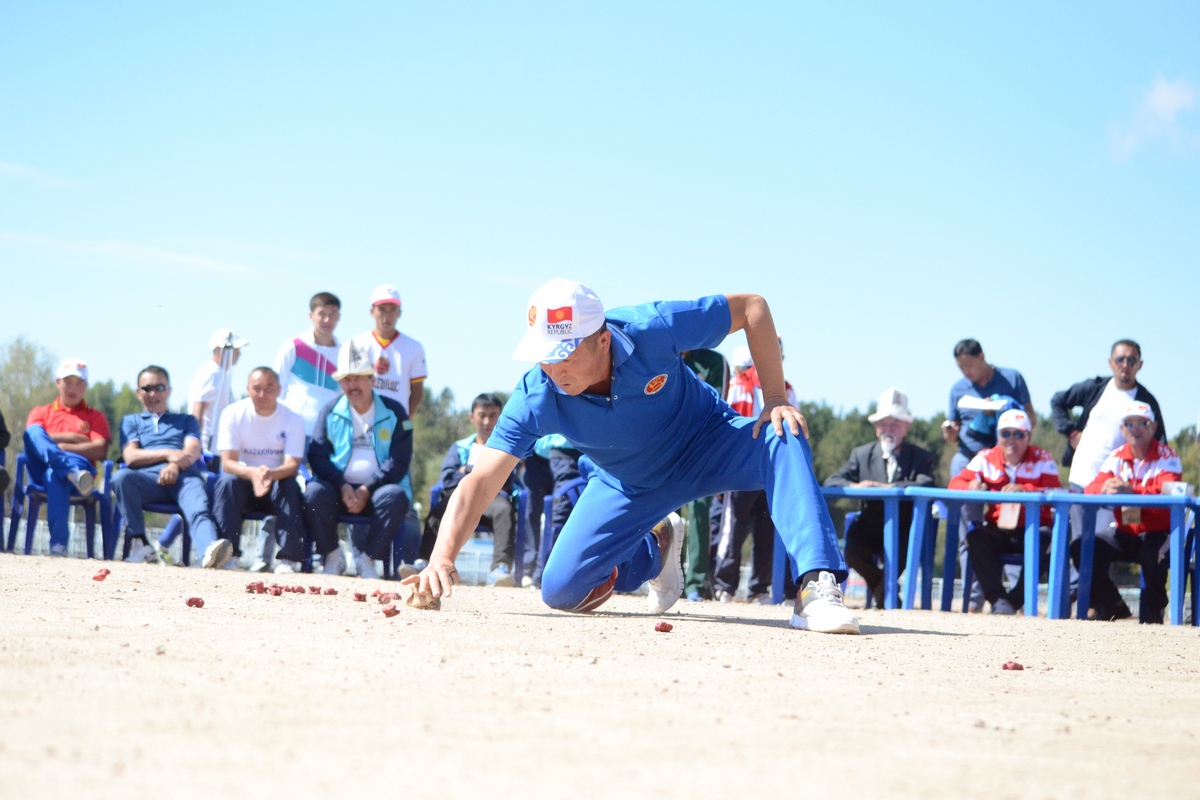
left=1, top=553, right=1197, bottom=800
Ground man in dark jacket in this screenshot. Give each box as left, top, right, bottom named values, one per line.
left=305, top=340, right=414, bottom=579
left=824, top=388, right=937, bottom=608
left=1050, top=339, right=1165, bottom=549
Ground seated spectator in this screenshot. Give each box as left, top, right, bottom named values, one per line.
left=824, top=388, right=936, bottom=608
left=213, top=367, right=307, bottom=573
left=305, top=341, right=414, bottom=579
left=23, top=359, right=111, bottom=556
left=113, top=366, right=231, bottom=568
left=0, top=409, right=11, bottom=496
left=527, top=433, right=583, bottom=589
left=949, top=409, right=1061, bottom=614
left=1080, top=401, right=1182, bottom=624
left=422, top=393, right=519, bottom=587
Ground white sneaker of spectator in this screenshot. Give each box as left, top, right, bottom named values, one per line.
left=274, top=560, right=302, bottom=574
left=67, top=470, right=94, bottom=496
left=125, top=543, right=156, bottom=564
left=354, top=552, right=379, bottom=580
left=323, top=548, right=346, bottom=576
left=202, top=539, right=234, bottom=570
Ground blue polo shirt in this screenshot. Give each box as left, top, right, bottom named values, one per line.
left=489, top=295, right=733, bottom=493
left=119, top=412, right=204, bottom=476
left=947, top=366, right=1031, bottom=458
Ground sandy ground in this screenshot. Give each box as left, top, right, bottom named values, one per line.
left=1, top=553, right=1198, bottom=800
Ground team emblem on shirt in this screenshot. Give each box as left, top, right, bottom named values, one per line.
left=376, top=356, right=390, bottom=375
left=527, top=306, right=537, bottom=327
left=379, top=429, right=391, bottom=441
left=644, top=374, right=668, bottom=395
left=79, top=421, right=90, bottom=433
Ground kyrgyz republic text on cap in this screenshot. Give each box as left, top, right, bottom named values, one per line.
left=332, top=340, right=376, bottom=381
left=209, top=328, right=249, bottom=350
left=56, top=359, right=89, bottom=382
left=997, top=409, right=1032, bottom=432
left=513, top=278, right=606, bottom=363
left=1122, top=401, right=1155, bottom=422
left=370, top=284, right=402, bottom=307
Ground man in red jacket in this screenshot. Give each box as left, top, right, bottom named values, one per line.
left=949, top=409, right=1062, bottom=614
left=1082, top=401, right=1182, bottom=624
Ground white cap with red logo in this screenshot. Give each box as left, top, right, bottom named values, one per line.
left=997, top=409, right=1032, bottom=432
left=56, top=359, right=89, bottom=382
left=370, top=284, right=402, bottom=307
left=1122, top=401, right=1155, bottom=422
left=513, top=278, right=607, bottom=363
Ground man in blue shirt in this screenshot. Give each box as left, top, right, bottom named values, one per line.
left=112, top=366, right=230, bottom=569
left=941, top=338, right=1036, bottom=610
left=405, top=279, right=859, bottom=634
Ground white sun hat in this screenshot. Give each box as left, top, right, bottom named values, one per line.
left=332, top=340, right=376, bottom=381
left=512, top=278, right=607, bottom=363
left=868, top=387, right=914, bottom=423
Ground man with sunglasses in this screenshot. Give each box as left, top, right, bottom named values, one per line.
left=949, top=409, right=1062, bottom=615
left=112, top=366, right=231, bottom=568
left=1080, top=402, right=1181, bottom=623
left=1050, top=340, right=1165, bottom=550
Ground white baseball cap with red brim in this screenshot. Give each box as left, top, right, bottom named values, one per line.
left=370, top=284, right=401, bottom=307
left=513, top=279, right=607, bottom=363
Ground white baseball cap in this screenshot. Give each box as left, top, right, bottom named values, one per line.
left=332, top=340, right=376, bottom=381
left=730, top=346, right=753, bottom=369
left=513, top=278, right=606, bottom=363
left=370, top=284, right=402, bottom=307
left=209, top=328, right=249, bottom=350
left=868, top=387, right=914, bottom=423
left=56, top=358, right=89, bottom=382
left=1122, top=401, right=1155, bottom=422
left=997, top=409, right=1032, bottom=432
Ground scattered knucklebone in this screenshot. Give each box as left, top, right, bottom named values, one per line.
left=268, top=586, right=283, bottom=596
left=1002, top=660, right=1024, bottom=671
left=92, top=570, right=110, bottom=582
left=654, top=622, right=673, bottom=633
left=186, top=597, right=205, bottom=608
left=377, top=592, right=399, bottom=604
left=309, top=586, right=322, bottom=595
left=353, top=592, right=367, bottom=602
left=381, top=605, right=400, bottom=618
left=371, top=589, right=383, bottom=597
left=324, top=588, right=337, bottom=596
left=405, top=586, right=441, bottom=611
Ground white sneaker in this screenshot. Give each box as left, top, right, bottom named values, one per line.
left=151, top=541, right=175, bottom=566
left=715, top=589, right=734, bottom=603
left=990, top=598, right=1017, bottom=615
left=354, top=552, right=378, bottom=580
left=68, top=470, right=94, bottom=496
left=49, top=544, right=68, bottom=557
left=647, top=513, right=684, bottom=614
left=222, top=555, right=241, bottom=570
left=274, top=560, right=301, bottom=574
left=790, top=572, right=860, bottom=634
left=249, top=560, right=269, bottom=573
left=202, top=539, right=234, bottom=569
left=323, top=549, right=346, bottom=576
left=126, top=543, right=156, bottom=564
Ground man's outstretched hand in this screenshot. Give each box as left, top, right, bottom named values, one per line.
left=401, top=557, right=459, bottom=606
left=753, top=397, right=809, bottom=440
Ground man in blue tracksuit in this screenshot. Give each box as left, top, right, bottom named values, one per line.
left=305, top=340, right=414, bottom=580
left=405, top=279, right=859, bottom=633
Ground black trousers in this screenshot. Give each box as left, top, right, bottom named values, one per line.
left=843, top=504, right=914, bottom=606
left=965, top=522, right=1051, bottom=609
left=422, top=488, right=516, bottom=569
left=710, top=489, right=774, bottom=596
left=1072, top=528, right=1169, bottom=624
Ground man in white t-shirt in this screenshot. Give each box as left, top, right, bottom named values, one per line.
left=346, top=284, right=428, bottom=415
left=304, top=341, right=415, bottom=579
left=189, top=328, right=248, bottom=451
left=212, top=367, right=308, bottom=574
left=1050, top=339, right=1166, bottom=544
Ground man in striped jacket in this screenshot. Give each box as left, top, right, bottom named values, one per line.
left=1082, top=401, right=1182, bottom=624
left=949, top=409, right=1062, bottom=614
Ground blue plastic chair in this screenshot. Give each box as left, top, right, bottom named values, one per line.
left=6, top=453, right=114, bottom=558
left=109, top=462, right=221, bottom=565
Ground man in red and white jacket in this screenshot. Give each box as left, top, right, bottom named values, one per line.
left=949, top=409, right=1062, bottom=614
left=1082, top=401, right=1182, bottom=624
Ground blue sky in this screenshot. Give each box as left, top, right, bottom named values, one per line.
left=2, top=3, right=1197, bottom=433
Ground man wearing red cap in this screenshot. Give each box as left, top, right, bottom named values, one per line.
left=408, top=279, right=860, bottom=634
left=24, top=359, right=112, bottom=556
left=1081, top=401, right=1182, bottom=623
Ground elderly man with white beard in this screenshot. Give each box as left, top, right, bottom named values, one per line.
left=823, top=388, right=937, bottom=608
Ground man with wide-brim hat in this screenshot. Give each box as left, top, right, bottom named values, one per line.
left=406, top=278, right=861, bottom=634
left=304, top=339, right=415, bottom=579
left=824, top=388, right=937, bottom=608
